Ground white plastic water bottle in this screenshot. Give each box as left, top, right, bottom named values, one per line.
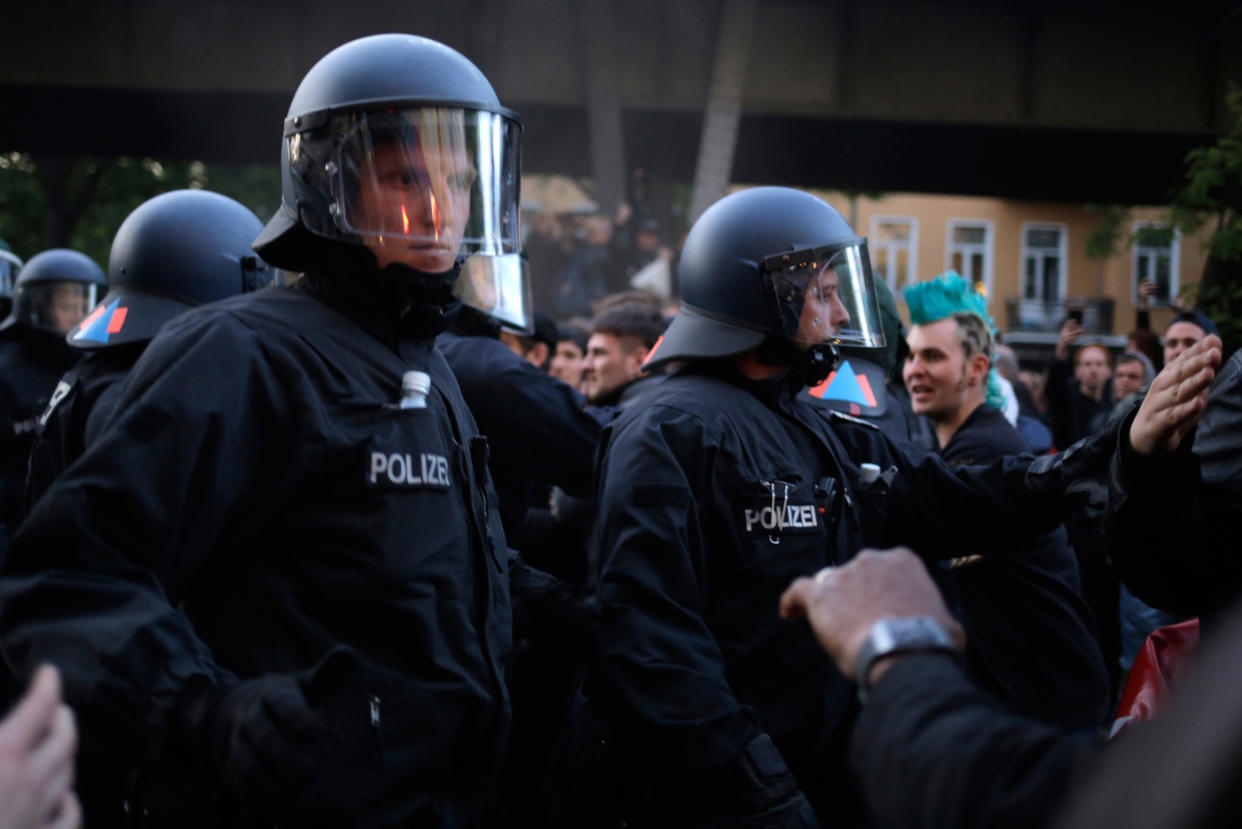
left=399, top=370, right=431, bottom=409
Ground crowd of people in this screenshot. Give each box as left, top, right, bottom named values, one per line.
left=0, top=30, right=1234, bottom=829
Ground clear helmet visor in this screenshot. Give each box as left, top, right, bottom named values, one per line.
left=453, top=253, right=533, bottom=333
left=764, top=241, right=886, bottom=350
left=0, top=251, right=21, bottom=299
left=15, top=281, right=100, bottom=335
left=305, top=107, right=520, bottom=273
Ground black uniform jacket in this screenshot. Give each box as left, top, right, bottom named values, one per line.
left=0, top=283, right=512, bottom=822
left=588, top=362, right=1117, bottom=821
left=0, top=328, right=80, bottom=540
left=26, top=342, right=145, bottom=509
left=437, top=329, right=603, bottom=545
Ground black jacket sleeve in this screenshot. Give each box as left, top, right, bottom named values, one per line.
left=843, top=417, right=1123, bottom=564
left=850, top=654, right=1100, bottom=829
left=1104, top=378, right=1242, bottom=616
left=0, top=309, right=300, bottom=757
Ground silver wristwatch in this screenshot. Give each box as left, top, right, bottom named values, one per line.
left=855, top=616, right=957, bottom=703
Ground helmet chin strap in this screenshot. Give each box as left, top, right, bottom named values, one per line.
left=306, top=243, right=464, bottom=336
left=797, top=342, right=840, bottom=386
left=753, top=337, right=840, bottom=387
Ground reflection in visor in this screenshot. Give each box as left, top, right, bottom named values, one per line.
left=329, top=108, right=515, bottom=248
left=453, top=254, right=533, bottom=333
left=763, top=242, right=885, bottom=350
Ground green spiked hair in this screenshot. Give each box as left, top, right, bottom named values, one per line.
left=904, top=271, right=1005, bottom=409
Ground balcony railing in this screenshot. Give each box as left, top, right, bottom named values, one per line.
left=1003, top=297, right=1115, bottom=335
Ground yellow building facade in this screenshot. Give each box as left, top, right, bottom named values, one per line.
left=811, top=192, right=1213, bottom=346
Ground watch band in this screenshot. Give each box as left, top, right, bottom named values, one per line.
left=855, top=616, right=957, bottom=704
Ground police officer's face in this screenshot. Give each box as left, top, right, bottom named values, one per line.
left=903, top=318, right=975, bottom=422
left=354, top=140, right=476, bottom=274
left=582, top=332, right=645, bottom=404
left=793, top=268, right=850, bottom=348
left=1164, top=321, right=1206, bottom=365
left=48, top=284, right=89, bottom=335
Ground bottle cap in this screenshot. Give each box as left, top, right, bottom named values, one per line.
left=402, top=370, right=431, bottom=397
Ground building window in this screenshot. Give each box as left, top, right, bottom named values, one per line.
left=869, top=216, right=918, bottom=293
left=945, top=220, right=993, bottom=299
left=1020, top=222, right=1068, bottom=302
left=1132, top=222, right=1179, bottom=303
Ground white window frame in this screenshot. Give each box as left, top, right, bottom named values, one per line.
left=868, top=215, right=919, bottom=294
left=1020, top=221, right=1069, bottom=303
left=1131, top=220, right=1180, bottom=304
left=944, top=219, right=994, bottom=301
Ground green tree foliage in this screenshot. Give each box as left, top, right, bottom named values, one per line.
left=0, top=153, right=279, bottom=271
left=1083, top=89, right=1242, bottom=356
left=1171, top=88, right=1242, bottom=356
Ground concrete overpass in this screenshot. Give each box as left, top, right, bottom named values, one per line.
left=5, top=0, right=1240, bottom=214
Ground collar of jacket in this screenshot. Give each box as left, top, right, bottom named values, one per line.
left=682, top=359, right=803, bottom=413
left=301, top=263, right=463, bottom=352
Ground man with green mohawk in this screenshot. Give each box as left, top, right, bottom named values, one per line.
left=902, top=271, right=1110, bottom=729
left=902, top=271, right=1026, bottom=461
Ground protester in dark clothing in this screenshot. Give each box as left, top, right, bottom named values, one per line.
left=1106, top=341, right=1240, bottom=616
left=549, top=319, right=589, bottom=391
left=580, top=301, right=667, bottom=407
left=27, top=190, right=273, bottom=511
left=0, top=34, right=521, bottom=827
left=0, top=249, right=105, bottom=544
left=900, top=278, right=1108, bottom=729
left=497, top=310, right=558, bottom=372
left=571, top=188, right=1133, bottom=828
left=1047, top=320, right=1113, bottom=450
left=777, top=334, right=1221, bottom=829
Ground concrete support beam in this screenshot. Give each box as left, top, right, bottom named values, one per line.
left=687, top=0, right=758, bottom=222
left=577, top=0, right=627, bottom=215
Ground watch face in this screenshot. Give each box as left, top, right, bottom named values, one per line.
left=876, top=617, right=954, bottom=651
left=857, top=616, right=957, bottom=700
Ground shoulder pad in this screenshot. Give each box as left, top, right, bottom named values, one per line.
left=829, top=410, right=880, bottom=431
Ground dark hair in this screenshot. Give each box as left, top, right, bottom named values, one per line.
left=950, top=312, right=993, bottom=363
left=1167, top=310, right=1218, bottom=337
left=557, top=319, right=590, bottom=352
left=591, top=302, right=668, bottom=349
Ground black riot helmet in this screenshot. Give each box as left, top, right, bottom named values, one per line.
left=644, top=187, right=885, bottom=382
left=68, top=190, right=273, bottom=349
left=253, top=34, right=529, bottom=325
left=1, top=248, right=106, bottom=338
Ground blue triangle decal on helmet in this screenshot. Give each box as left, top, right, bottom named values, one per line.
left=821, top=360, right=871, bottom=407
left=73, top=299, right=120, bottom=345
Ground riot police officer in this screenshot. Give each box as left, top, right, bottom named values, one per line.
left=27, top=189, right=274, bottom=511
left=574, top=187, right=1131, bottom=827
left=0, top=34, right=520, bottom=827
left=0, top=248, right=104, bottom=544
